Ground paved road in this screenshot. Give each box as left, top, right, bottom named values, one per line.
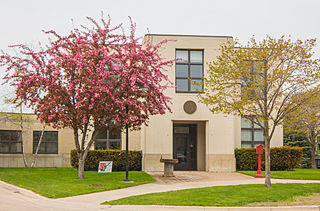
left=1, top=172, right=319, bottom=211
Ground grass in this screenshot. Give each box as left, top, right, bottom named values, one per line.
left=104, top=183, right=320, bottom=206
left=237, top=168, right=320, bottom=180
left=0, top=168, right=155, bottom=198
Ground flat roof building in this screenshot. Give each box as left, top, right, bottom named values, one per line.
left=0, top=35, right=283, bottom=171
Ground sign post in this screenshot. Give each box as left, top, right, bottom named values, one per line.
left=255, top=144, right=264, bottom=178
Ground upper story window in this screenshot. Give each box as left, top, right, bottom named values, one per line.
left=241, top=60, right=265, bottom=99
left=0, top=130, right=22, bottom=154
left=33, top=131, right=58, bottom=154
left=94, top=128, right=121, bottom=150
left=176, top=49, right=203, bottom=93
left=241, top=116, right=264, bottom=148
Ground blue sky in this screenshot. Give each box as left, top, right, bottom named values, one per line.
left=1, top=0, right=319, bottom=112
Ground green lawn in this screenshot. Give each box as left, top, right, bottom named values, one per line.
left=0, top=168, right=155, bottom=198
left=238, top=168, right=320, bottom=180
left=105, top=183, right=320, bottom=206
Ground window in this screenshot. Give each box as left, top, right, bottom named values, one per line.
left=316, top=159, right=320, bottom=169
left=94, top=128, right=121, bottom=150
left=33, top=131, right=58, bottom=154
left=241, top=60, right=265, bottom=99
left=176, top=49, right=203, bottom=92
left=241, top=116, right=264, bottom=148
left=0, top=130, right=22, bottom=154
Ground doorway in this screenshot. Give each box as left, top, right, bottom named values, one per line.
left=173, top=124, right=197, bottom=170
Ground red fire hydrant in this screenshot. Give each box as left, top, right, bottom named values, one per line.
left=255, top=144, right=264, bottom=178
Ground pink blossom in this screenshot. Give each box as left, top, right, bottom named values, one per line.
left=0, top=15, right=174, bottom=178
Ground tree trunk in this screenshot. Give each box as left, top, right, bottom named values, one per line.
left=78, top=148, right=91, bottom=179
left=76, top=127, right=100, bottom=179
left=19, top=104, right=29, bottom=168
left=30, top=125, right=46, bottom=168
left=311, top=145, right=317, bottom=169
left=78, top=155, right=85, bottom=179
left=22, top=148, right=29, bottom=168
left=265, top=140, right=271, bottom=187
left=21, top=131, right=29, bottom=168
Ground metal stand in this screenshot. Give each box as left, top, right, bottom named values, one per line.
left=123, top=104, right=130, bottom=182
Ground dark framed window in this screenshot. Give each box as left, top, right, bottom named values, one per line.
left=33, top=131, right=58, bottom=154
left=241, top=116, right=264, bottom=148
left=94, top=128, right=121, bottom=150
left=316, top=159, right=320, bottom=169
left=0, top=130, right=22, bottom=154
left=175, top=49, right=203, bottom=93
left=241, top=60, right=265, bottom=99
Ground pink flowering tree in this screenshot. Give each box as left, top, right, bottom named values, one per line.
left=0, top=16, right=173, bottom=179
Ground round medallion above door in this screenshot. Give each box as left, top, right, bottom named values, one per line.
left=183, top=101, right=197, bottom=114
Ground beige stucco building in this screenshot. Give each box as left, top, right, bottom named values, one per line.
left=0, top=114, right=74, bottom=167
left=0, top=34, right=283, bottom=171
left=140, top=35, right=283, bottom=172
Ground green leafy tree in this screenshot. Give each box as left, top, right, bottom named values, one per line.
left=200, top=35, right=320, bottom=187
left=284, top=90, right=320, bottom=169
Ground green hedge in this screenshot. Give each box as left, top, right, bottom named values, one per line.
left=70, top=149, right=142, bottom=171
left=235, top=146, right=302, bottom=171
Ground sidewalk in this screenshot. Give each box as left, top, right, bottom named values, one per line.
left=103, top=205, right=320, bottom=211
left=1, top=171, right=320, bottom=211
left=58, top=171, right=320, bottom=205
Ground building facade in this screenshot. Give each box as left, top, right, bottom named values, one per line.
left=140, top=35, right=282, bottom=172
left=0, top=114, right=73, bottom=167
left=0, top=35, right=283, bottom=171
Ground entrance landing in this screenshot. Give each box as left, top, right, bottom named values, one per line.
left=148, top=171, right=253, bottom=184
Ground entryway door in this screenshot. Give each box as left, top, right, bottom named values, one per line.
left=173, top=124, right=197, bottom=170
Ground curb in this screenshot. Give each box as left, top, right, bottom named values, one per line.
left=104, top=205, right=320, bottom=211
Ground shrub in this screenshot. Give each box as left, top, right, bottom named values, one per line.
left=300, top=147, right=312, bottom=168
left=70, top=149, right=142, bottom=171
left=235, top=146, right=302, bottom=171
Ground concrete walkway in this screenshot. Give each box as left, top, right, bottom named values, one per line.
left=1, top=171, right=320, bottom=211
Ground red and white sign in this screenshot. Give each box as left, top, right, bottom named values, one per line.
left=98, top=161, right=113, bottom=173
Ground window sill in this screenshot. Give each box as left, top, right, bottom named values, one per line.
left=175, top=91, right=201, bottom=94
left=0, top=153, right=23, bottom=154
